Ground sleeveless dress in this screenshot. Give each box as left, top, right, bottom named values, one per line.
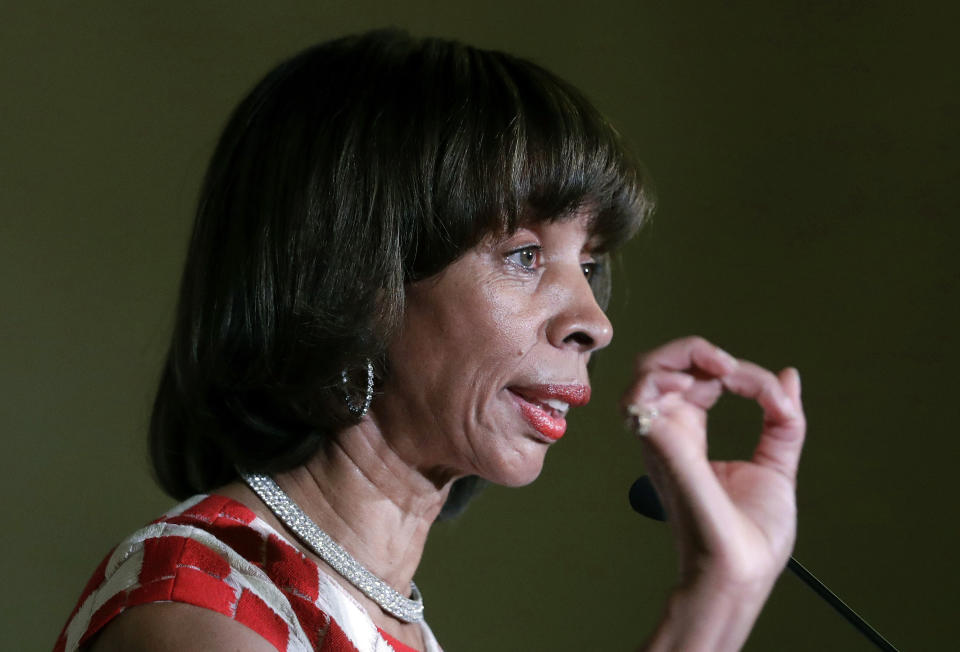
left=54, top=494, right=442, bottom=652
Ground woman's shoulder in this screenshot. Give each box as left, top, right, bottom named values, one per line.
left=85, top=602, right=277, bottom=652
left=56, top=493, right=426, bottom=652
left=55, top=494, right=322, bottom=652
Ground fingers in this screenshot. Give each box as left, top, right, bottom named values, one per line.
left=625, top=336, right=734, bottom=416
left=636, top=336, right=738, bottom=378
left=751, top=367, right=806, bottom=481
left=624, top=370, right=723, bottom=410
left=781, top=365, right=802, bottom=404
left=721, top=360, right=798, bottom=423
left=625, top=336, right=807, bottom=482
left=719, top=361, right=805, bottom=479
left=633, top=370, right=695, bottom=403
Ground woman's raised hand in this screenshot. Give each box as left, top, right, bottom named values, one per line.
left=623, top=336, right=806, bottom=651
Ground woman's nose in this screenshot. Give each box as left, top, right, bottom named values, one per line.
left=545, top=268, right=614, bottom=353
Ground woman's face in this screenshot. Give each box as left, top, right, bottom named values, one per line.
left=376, top=212, right=613, bottom=488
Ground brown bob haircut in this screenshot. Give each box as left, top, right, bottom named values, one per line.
left=150, top=29, right=654, bottom=518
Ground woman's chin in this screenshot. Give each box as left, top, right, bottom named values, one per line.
left=477, top=443, right=550, bottom=488
left=498, top=469, right=544, bottom=488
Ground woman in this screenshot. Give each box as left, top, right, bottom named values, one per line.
left=56, top=30, right=805, bottom=651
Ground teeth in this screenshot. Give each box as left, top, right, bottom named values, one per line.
left=544, top=398, right=569, bottom=416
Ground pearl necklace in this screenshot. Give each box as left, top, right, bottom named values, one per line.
left=242, top=472, right=425, bottom=623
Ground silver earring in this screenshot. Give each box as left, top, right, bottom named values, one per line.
left=342, top=359, right=374, bottom=417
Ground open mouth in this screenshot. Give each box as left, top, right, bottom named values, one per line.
left=507, top=389, right=572, bottom=440
left=519, top=393, right=570, bottom=417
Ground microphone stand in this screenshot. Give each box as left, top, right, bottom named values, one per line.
left=785, top=556, right=897, bottom=651
left=629, top=476, right=900, bottom=651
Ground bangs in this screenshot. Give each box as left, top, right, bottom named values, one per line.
left=405, top=39, right=654, bottom=280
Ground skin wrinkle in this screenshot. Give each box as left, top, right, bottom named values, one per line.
left=305, top=447, right=378, bottom=554
left=299, top=460, right=372, bottom=560
left=296, top=445, right=438, bottom=581
left=347, top=432, right=445, bottom=521
left=299, top=430, right=443, bottom=566
left=463, top=367, right=489, bottom=475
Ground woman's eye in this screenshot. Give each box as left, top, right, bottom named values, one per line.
left=506, top=246, right=540, bottom=270
left=581, top=261, right=597, bottom=280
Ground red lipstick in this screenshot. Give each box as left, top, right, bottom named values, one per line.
left=522, top=384, right=591, bottom=407
left=508, top=384, right=591, bottom=441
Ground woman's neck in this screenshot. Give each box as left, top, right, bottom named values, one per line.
left=219, top=418, right=453, bottom=628
left=273, top=422, right=451, bottom=592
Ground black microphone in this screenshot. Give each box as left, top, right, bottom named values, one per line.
left=628, top=476, right=899, bottom=651
left=629, top=475, right=668, bottom=521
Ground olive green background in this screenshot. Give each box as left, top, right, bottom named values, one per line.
left=3, top=2, right=957, bottom=650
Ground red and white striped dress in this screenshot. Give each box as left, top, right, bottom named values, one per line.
left=54, top=494, right=442, bottom=652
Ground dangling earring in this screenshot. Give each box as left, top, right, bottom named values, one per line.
left=342, top=359, right=374, bottom=417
